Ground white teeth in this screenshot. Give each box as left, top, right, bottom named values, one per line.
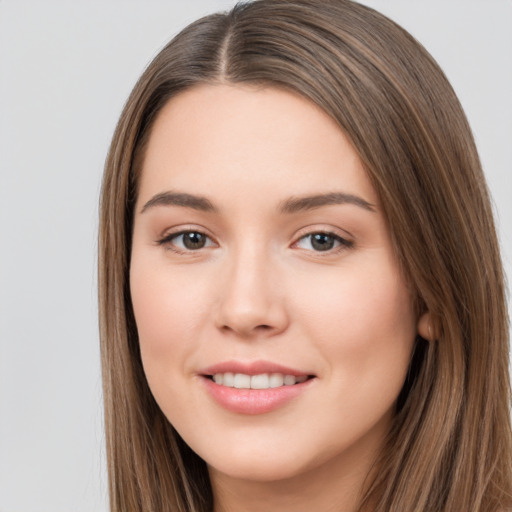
left=223, top=372, right=234, bottom=387
left=269, top=373, right=284, bottom=388
left=283, top=374, right=296, bottom=386
left=211, top=372, right=308, bottom=389
left=234, top=373, right=251, bottom=389
left=250, top=374, right=269, bottom=389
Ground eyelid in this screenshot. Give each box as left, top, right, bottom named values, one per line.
left=155, top=224, right=354, bottom=254
left=292, top=224, right=354, bottom=242
left=156, top=225, right=218, bottom=252
left=291, top=225, right=354, bottom=253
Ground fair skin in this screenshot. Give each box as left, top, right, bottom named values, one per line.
left=130, top=83, right=429, bottom=512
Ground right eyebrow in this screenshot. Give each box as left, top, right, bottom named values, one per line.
left=278, top=192, right=376, bottom=214
left=139, top=191, right=218, bottom=214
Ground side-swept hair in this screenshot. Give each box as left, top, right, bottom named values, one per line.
left=99, top=1, right=512, bottom=510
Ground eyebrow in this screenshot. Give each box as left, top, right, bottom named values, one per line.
left=140, top=191, right=218, bottom=214
left=278, top=192, right=376, bottom=213
left=140, top=190, right=376, bottom=215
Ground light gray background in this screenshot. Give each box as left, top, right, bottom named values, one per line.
left=1, top=1, right=510, bottom=511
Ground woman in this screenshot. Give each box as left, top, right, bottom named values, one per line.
left=98, top=0, right=512, bottom=510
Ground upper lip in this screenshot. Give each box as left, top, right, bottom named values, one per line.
left=200, top=360, right=313, bottom=377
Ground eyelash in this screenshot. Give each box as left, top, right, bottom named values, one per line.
left=293, top=231, right=354, bottom=253
left=156, top=229, right=353, bottom=255
left=157, top=230, right=216, bottom=253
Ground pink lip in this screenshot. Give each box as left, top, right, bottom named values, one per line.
left=200, top=360, right=311, bottom=377
left=198, top=360, right=315, bottom=415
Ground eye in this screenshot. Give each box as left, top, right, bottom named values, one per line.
left=158, top=230, right=215, bottom=251
left=295, top=232, right=352, bottom=252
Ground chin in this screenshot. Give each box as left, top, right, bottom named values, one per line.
left=196, top=434, right=336, bottom=484
left=207, top=454, right=309, bottom=483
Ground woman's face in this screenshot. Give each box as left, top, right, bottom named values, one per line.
left=130, top=84, right=421, bottom=485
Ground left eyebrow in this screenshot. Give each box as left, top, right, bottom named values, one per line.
left=278, top=192, right=376, bottom=214
left=140, top=191, right=218, bottom=214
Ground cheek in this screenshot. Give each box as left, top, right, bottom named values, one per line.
left=129, top=255, right=210, bottom=376
left=129, top=257, right=215, bottom=425
left=294, top=258, right=416, bottom=387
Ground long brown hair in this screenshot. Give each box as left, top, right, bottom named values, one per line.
left=98, top=1, right=512, bottom=510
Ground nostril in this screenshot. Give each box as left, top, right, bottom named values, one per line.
left=220, top=323, right=273, bottom=334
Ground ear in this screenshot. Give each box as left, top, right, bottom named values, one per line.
left=417, top=311, right=435, bottom=341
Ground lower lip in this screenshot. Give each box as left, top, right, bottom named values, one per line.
left=201, top=376, right=315, bottom=415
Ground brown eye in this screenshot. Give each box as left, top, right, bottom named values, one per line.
left=310, top=233, right=336, bottom=251
left=159, top=230, right=214, bottom=251
left=181, top=232, right=207, bottom=250
left=295, top=232, right=353, bottom=252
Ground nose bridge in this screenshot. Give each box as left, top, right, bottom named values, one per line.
left=216, top=237, right=287, bottom=337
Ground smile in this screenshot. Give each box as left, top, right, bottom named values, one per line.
left=199, top=362, right=316, bottom=414
left=210, top=372, right=309, bottom=389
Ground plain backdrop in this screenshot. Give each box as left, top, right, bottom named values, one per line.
left=0, top=1, right=511, bottom=511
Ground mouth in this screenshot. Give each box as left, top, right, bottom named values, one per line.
left=198, top=361, right=316, bottom=413
left=204, top=372, right=315, bottom=390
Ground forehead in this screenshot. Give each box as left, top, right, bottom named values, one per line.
left=137, top=83, right=377, bottom=209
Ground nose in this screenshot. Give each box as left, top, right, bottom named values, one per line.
left=214, top=245, right=289, bottom=339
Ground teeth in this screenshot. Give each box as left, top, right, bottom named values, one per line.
left=234, top=373, right=251, bottom=389
left=284, top=374, right=296, bottom=386
left=211, top=372, right=308, bottom=389
left=269, top=373, right=284, bottom=388
left=251, top=374, right=269, bottom=389
left=223, top=372, right=234, bottom=387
